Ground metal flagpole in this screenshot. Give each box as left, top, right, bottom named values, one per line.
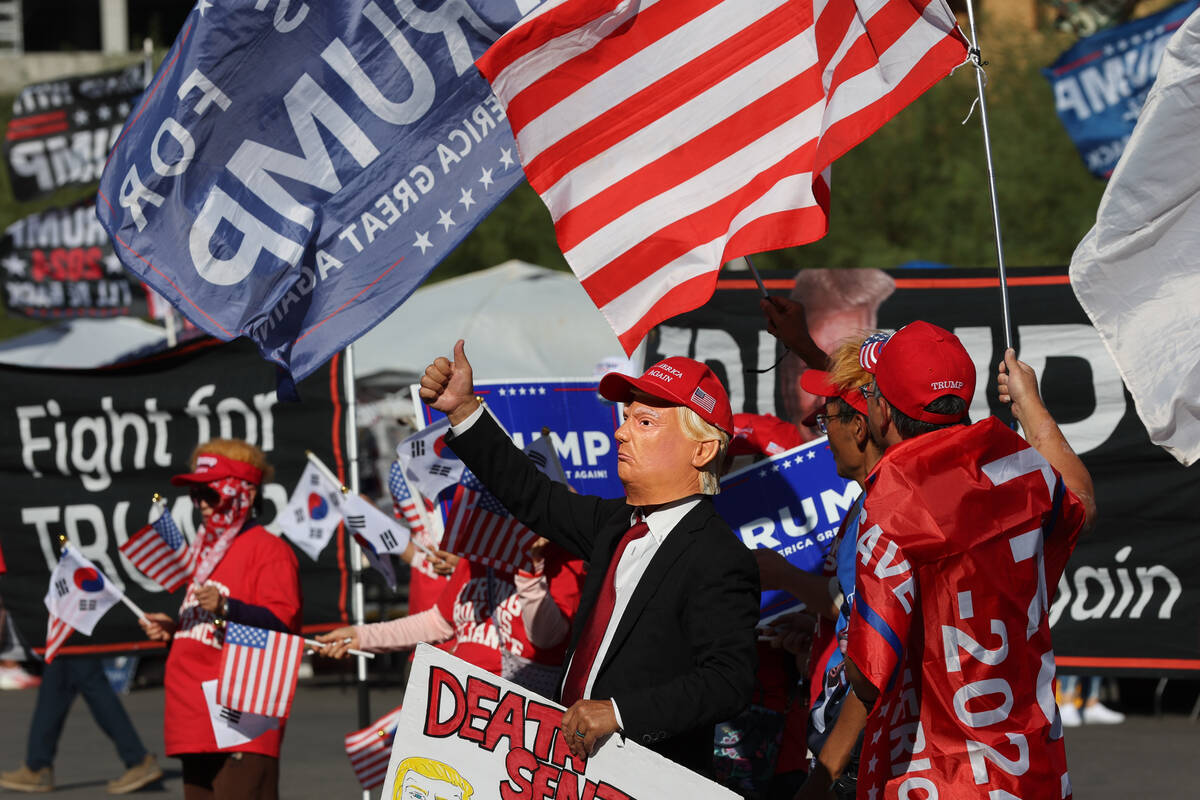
left=963, top=0, right=1014, bottom=351
left=343, top=344, right=371, bottom=800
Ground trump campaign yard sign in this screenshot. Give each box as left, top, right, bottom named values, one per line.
left=382, top=644, right=738, bottom=800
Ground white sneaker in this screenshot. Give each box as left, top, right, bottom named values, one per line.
left=1059, top=702, right=1082, bottom=727
left=1082, top=701, right=1125, bottom=725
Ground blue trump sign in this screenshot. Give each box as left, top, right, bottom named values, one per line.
left=714, top=437, right=860, bottom=619
left=97, top=1, right=539, bottom=386
left=415, top=378, right=625, bottom=501
left=1043, top=1, right=1197, bottom=178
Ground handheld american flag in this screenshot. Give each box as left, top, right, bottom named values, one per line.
left=442, top=435, right=566, bottom=572
left=477, top=0, right=968, bottom=353
left=43, top=617, right=74, bottom=664
left=216, top=622, right=305, bottom=718
left=388, top=460, right=427, bottom=541
left=343, top=704, right=404, bottom=790
left=120, top=504, right=191, bottom=592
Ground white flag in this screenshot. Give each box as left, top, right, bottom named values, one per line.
left=44, top=546, right=122, bottom=636
left=1069, top=11, right=1200, bottom=466
left=280, top=463, right=344, bottom=561
left=342, top=494, right=411, bottom=557
left=396, top=418, right=465, bottom=501
left=525, top=433, right=568, bottom=485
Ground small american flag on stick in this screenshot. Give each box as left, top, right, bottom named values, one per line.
left=216, top=622, right=305, bottom=718
left=43, top=616, right=74, bottom=664
left=344, top=705, right=404, bottom=790
left=120, top=504, right=190, bottom=592
left=442, top=470, right=537, bottom=573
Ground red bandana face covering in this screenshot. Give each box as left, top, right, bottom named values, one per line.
left=188, top=475, right=258, bottom=585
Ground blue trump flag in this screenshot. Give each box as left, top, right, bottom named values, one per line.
left=415, top=378, right=625, bottom=501
left=713, top=437, right=860, bottom=620
left=97, top=0, right=533, bottom=386
left=1043, top=0, right=1198, bottom=178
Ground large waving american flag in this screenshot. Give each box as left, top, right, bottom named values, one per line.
left=478, top=0, right=968, bottom=352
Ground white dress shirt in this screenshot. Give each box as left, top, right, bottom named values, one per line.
left=450, top=405, right=702, bottom=729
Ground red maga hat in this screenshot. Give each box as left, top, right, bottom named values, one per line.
left=799, top=369, right=869, bottom=426
left=170, top=452, right=264, bottom=487
left=860, top=321, right=974, bottom=424
left=598, top=356, right=734, bottom=433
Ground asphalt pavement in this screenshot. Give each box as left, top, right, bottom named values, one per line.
left=0, top=679, right=1197, bottom=798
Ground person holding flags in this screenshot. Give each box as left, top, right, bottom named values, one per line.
left=841, top=323, right=1097, bottom=799
left=138, top=440, right=301, bottom=800
left=316, top=539, right=585, bottom=698
left=419, top=341, right=759, bottom=775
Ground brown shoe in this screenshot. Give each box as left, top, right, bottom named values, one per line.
left=0, top=764, right=53, bottom=793
left=106, top=754, right=164, bottom=795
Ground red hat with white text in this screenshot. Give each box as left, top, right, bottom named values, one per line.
left=170, top=452, right=264, bottom=486
left=598, top=356, right=734, bottom=434
left=798, top=369, right=869, bottom=427
left=859, top=321, right=974, bottom=424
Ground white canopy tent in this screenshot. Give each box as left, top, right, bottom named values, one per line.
left=353, top=260, right=631, bottom=386
left=0, top=317, right=168, bottom=368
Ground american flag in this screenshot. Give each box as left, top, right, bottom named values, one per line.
left=478, top=0, right=968, bottom=353
left=120, top=507, right=190, bottom=592
left=216, top=622, right=305, bottom=718
left=43, top=616, right=74, bottom=664
left=691, top=386, right=717, bottom=414
left=343, top=705, right=404, bottom=790
left=442, top=470, right=538, bottom=573
left=388, top=460, right=426, bottom=539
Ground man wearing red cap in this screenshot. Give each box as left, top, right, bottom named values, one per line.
left=841, top=322, right=1097, bottom=799
left=139, top=439, right=301, bottom=799
left=420, top=341, right=759, bottom=775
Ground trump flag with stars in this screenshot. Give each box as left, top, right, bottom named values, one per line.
left=96, top=1, right=529, bottom=386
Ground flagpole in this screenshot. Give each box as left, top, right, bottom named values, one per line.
left=343, top=344, right=372, bottom=800
left=963, top=0, right=1013, bottom=351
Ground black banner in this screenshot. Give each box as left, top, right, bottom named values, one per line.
left=650, top=267, right=1200, bottom=676
left=4, top=63, right=145, bottom=201
left=2, top=198, right=147, bottom=318
left=0, top=338, right=350, bottom=658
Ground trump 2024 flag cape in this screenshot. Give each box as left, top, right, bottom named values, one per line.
left=120, top=506, right=191, bottom=591
left=477, top=0, right=968, bottom=353
left=1069, top=10, right=1200, bottom=467
left=217, top=622, right=305, bottom=718
left=95, top=1, right=529, bottom=386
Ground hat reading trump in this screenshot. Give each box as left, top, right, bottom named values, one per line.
left=860, top=321, right=975, bottom=424
left=598, top=356, right=734, bottom=434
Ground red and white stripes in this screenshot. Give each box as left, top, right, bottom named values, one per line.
left=479, top=0, right=967, bottom=352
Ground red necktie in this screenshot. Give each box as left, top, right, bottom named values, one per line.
left=560, top=517, right=650, bottom=706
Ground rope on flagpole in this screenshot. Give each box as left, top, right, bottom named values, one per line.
left=963, top=0, right=1014, bottom=351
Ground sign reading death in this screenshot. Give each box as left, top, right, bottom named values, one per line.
left=384, top=645, right=738, bottom=800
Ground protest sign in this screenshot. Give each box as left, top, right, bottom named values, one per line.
left=382, top=644, right=738, bottom=800
left=714, top=439, right=859, bottom=619
left=2, top=198, right=147, bottom=319
left=415, top=378, right=625, bottom=502
left=96, top=1, right=530, bottom=387
left=0, top=337, right=350, bottom=657
left=4, top=62, right=146, bottom=201
left=652, top=266, right=1200, bottom=675
left=1042, top=0, right=1198, bottom=178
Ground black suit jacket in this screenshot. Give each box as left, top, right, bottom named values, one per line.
left=448, top=411, right=759, bottom=774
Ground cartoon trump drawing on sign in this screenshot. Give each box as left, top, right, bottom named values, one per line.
left=393, top=757, right=473, bottom=800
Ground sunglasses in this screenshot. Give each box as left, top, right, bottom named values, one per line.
left=859, top=382, right=879, bottom=401
left=188, top=486, right=221, bottom=507
left=814, top=412, right=857, bottom=435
